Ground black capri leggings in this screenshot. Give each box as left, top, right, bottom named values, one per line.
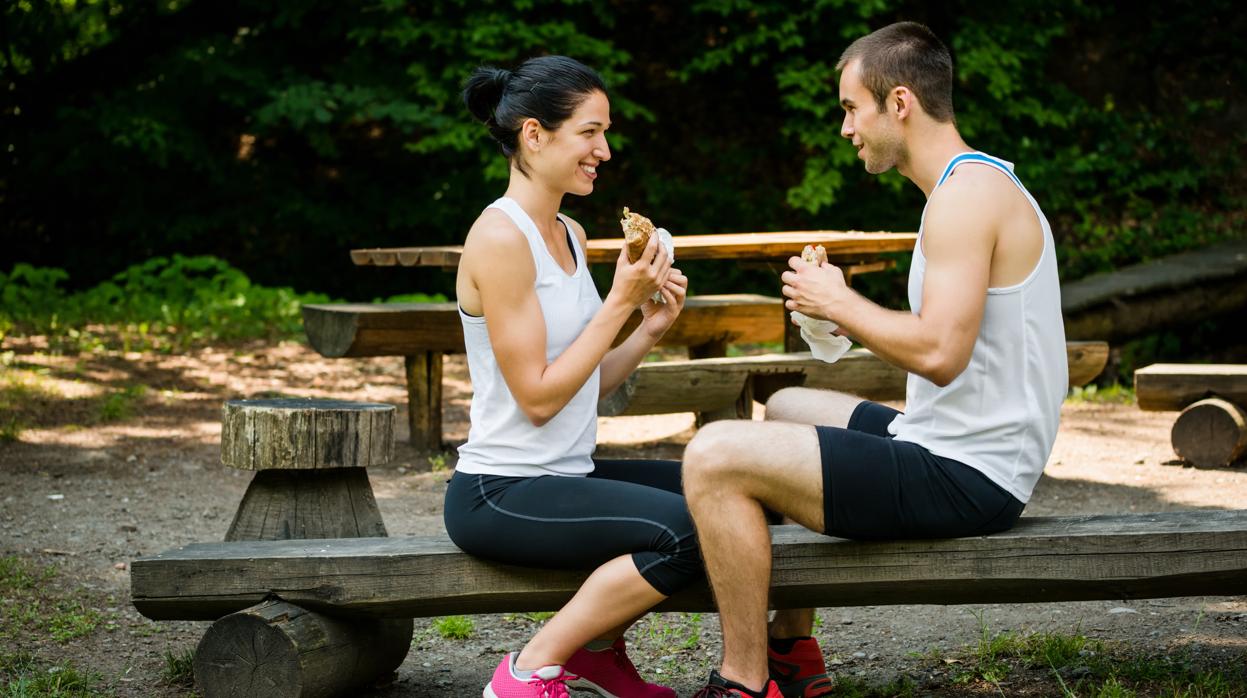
left=443, top=459, right=702, bottom=597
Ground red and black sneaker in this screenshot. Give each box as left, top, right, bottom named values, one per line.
left=692, top=670, right=784, bottom=698
left=766, top=637, right=835, bottom=697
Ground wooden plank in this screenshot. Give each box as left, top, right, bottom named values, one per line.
left=301, top=295, right=784, bottom=359
left=1063, top=240, right=1247, bottom=314
left=130, top=510, right=1247, bottom=621
left=1062, top=240, right=1247, bottom=342
left=350, top=231, right=917, bottom=268
left=601, top=342, right=1109, bottom=417
left=1134, top=363, right=1247, bottom=411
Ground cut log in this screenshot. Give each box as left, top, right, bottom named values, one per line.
left=1062, top=239, right=1247, bottom=342
left=225, top=468, right=388, bottom=541
left=1134, top=364, right=1247, bottom=411
left=301, top=294, right=783, bottom=358
left=132, top=511, right=1247, bottom=621
left=193, top=598, right=411, bottom=698
left=1066, top=340, right=1110, bottom=388
left=1171, top=398, right=1247, bottom=468
left=221, top=399, right=394, bottom=470
left=599, top=342, right=1109, bottom=417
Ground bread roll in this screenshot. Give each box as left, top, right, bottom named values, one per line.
left=802, top=244, right=828, bottom=265
left=621, top=207, right=656, bottom=263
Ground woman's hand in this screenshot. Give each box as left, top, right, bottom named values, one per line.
left=607, top=232, right=671, bottom=309
left=639, top=268, right=688, bottom=340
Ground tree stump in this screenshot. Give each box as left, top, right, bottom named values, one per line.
left=193, top=599, right=412, bottom=698
left=1171, top=398, right=1247, bottom=468
left=197, top=398, right=413, bottom=697
left=221, top=399, right=394, bottom=541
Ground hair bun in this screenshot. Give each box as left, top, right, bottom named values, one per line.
left=463, top=66, right=512, bottom=123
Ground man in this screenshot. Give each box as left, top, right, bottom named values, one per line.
left=687, top=21, right=1068, bottom=698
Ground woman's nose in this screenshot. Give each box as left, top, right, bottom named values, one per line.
left=596, top=137, right=611, bottom=161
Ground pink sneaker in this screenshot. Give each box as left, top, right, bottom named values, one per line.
left=564, top=637, right=676, bottom=698
left=484, top=652, right=577, bottom=698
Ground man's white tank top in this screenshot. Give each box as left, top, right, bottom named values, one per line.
left=887, top=152, right=1067, bottom=504
left=454, top=197, right=602, bottom=477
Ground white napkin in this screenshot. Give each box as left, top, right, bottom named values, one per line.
left=791, top=311, right=852, bottom=363
left=651, top=228, right=674, bottom=304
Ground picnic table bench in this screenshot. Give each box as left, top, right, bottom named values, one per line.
left=303, top=294, right=784, bottom=447
left=129, top=398, right=1246, bottom=697
left=600, top=341, right=1110, bottom=421
left=305, top=292, right=1109, bottom=446
left=133, top=513, right=1247, bottom=697
left=1135, top=363, right=1247, bottom=468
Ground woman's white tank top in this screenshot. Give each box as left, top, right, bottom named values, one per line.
left=887, top=152, right=1067, bottom=504
left=454, top=197, right=603, bottom=477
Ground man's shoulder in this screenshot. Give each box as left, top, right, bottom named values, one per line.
left=925, top=166, right=1018, bottom=232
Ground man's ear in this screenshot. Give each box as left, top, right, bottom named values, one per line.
left=521, top=117, right=543, bottom=153
left=892, top=86, right=915, bottom=121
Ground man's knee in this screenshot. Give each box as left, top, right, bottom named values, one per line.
left=683, top=421, right=749, bottom=489
left=764, top=387, right=805, bottom=422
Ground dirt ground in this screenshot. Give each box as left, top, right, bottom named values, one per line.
left=1, top=338, right=1245, bottom=696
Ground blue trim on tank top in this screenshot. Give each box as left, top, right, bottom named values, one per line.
left=937, top=152, right=1023, bottom=189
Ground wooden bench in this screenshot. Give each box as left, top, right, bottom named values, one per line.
left=1135, top=363, right=1247, bottom=468
left=302, top=294, right=783, bottom=449
left=132, top=511, right=1247, bottom=695
left=600, top=341, right=1111, bottom=421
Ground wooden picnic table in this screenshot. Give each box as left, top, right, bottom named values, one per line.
left=350, top=230, right=918, bottom=269
left=351, top=230, right=917, bottom=356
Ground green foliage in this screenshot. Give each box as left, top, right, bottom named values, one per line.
left=3, top=0, right=1244, bottom=317
left=97, top=385, right=147, bottom=422
left=431, top=615, right=474, bottom=640
left=940, top=614, right=1247, bottom=697
left=1068, top=383, right=1135, bottom=405
left=160, top=649, right=195, bottom=687
left=0, top=651, right=111, bottom=698
left=4, top=0, right=1242, bottom=306
left=0, top=257, right=333, bottom=350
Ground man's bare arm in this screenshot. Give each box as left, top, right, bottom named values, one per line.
left=782, top=177, right=998, bottom=386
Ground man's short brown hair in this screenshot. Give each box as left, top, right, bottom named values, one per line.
left=837, top=22, right=955, bottom=123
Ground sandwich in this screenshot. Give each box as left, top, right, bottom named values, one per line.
left=621, top=207, right=657, bottom=263
left=802, top=244, right=828, bottom=266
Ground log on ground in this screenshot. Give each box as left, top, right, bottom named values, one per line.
left=193, top=598, right=411, bottom=698
left=1171, top=398, right=1247, bottom=468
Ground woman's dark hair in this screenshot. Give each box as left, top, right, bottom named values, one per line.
left=463, top=55, right=607, bottom=175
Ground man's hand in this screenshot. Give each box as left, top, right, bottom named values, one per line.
left=781, top=256, right=852, bottom=323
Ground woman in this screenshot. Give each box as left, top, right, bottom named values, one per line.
left=444, top=55, right=698, bottom=698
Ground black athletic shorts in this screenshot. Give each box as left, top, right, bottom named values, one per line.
left=443, top=459, right=701, bottom=597
left=817, top=401, right=1025, bottom=540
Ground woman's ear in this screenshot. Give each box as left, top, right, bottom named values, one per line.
left=521, top=117, right=543, bottom=153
